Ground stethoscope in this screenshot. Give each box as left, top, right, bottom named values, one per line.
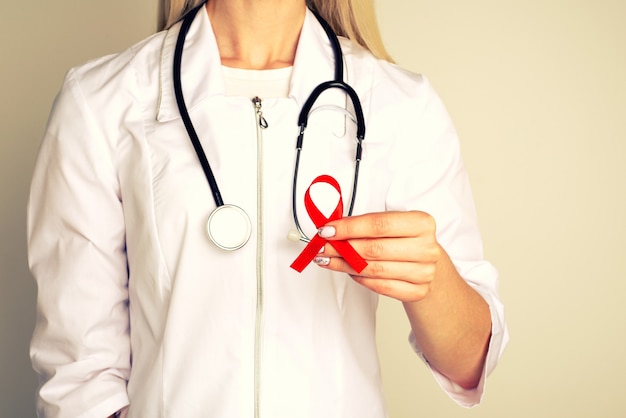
left=173, top=2, right=365, bottom=251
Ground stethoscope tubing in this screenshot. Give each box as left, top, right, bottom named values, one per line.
left=173, top=2, right=366, bottom=247
left=308, top=8, right=343, bottom=82
left=291, top=146, right=362, bottom=243
left=292, top=12, right=366, bottom=242
left=173, top=3, right=224, bottom=208
left=297, top=80, right=365, bottom=141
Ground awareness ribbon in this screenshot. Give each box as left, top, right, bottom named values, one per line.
left=290, top=175, right=368, bottom=273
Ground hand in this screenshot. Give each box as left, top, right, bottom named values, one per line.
left=314, top=211, right=442, bottom=303
left=315, top=210, right=491, bottom=388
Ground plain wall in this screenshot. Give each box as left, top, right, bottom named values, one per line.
left=375, top=1, right=626, bottom=417
left=1, top=1, right=624, bottom=417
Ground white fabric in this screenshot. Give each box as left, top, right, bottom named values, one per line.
left=222, top=65, right=293, bottom=98
left=28, top=8, right=508, bottom=418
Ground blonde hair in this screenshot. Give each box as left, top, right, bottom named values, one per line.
left=157, top=0, right=203, bottom=33
left=157, top=0, right=393, bottom=61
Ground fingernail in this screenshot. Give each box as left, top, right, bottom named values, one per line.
left=318, top=245, right=325, bottom=254
left=313, top=256, right=330, bottom=266
left=318, top=226, right=336, bottom=238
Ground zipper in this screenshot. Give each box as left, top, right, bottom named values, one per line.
left=252, top=96, right=267, bottom=418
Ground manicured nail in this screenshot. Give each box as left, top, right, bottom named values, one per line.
left=313, top=256, right=330, bottom=266
left=318, top=226, right=336, bottom=238
left=318, top=245, right=325, bottom=254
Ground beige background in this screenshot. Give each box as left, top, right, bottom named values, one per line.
left=1, top=0, right=624, bottom=417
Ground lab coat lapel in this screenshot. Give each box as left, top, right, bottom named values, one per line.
left=290, top=9, right=355, bottom=148
left=157, top=7, right=223, bottom=122
left=289, top=9, right=342, bottom=106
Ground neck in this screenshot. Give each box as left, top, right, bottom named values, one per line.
left=206, top=0, right=307, bottom=70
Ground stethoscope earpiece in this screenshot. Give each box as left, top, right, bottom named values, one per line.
left=287, top=230, right=310, bottom=243
left=287, top=230, right=301, bottom=242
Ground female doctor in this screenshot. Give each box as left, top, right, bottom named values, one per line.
left=27, top=0, right=508, bottom=417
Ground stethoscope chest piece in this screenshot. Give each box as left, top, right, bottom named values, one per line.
left=207, top=204, right=252, bottom=251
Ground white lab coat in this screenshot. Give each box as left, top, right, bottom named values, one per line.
left=28, top=8, right=508, bottom=418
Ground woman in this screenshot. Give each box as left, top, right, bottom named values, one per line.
left=28, top=0, right=508, bottom=416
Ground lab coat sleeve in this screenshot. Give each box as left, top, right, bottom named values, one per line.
left=27, top=69, right=131, bottom=418
left=385, top=75, right=508, bottom=407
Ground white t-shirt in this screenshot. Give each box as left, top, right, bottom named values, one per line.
left=221, top=65, right=293, bottom=98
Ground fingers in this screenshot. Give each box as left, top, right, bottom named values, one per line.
left=352, top=276, right=431, bottom=302
left=313, top=256, right=433, bottom=302
left=315, top=257, right=435, bottom=302
left=320, top=210, right=436, bottom=240
left=311, top=210, right=440, bottom=302
left=315, top=255, right=436, bottom=285
left=319, top=237, right=441, bottom=263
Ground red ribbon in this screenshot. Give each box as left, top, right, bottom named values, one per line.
left=290, top=175, right=368, bottom=273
